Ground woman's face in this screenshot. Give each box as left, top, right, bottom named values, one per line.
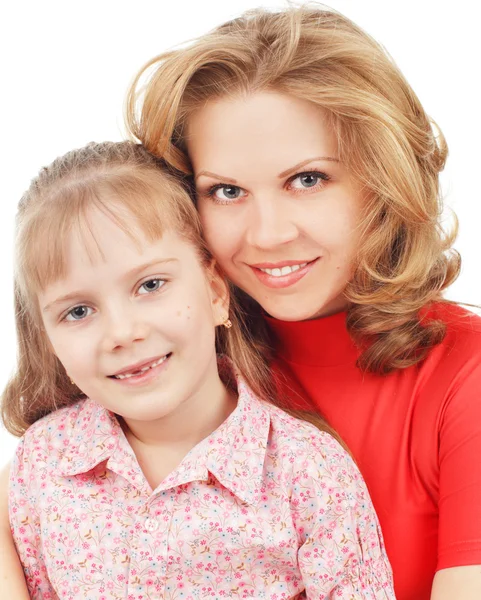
left=187, top=91, right=366, bottom=321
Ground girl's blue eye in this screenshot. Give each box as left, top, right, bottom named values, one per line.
left=210, top=185, right=247, bottom=202
left=290, top=171, right=328, bottom=190
left=138, top=278, right=165, bottom=295
left=65, top=306, right=93, bottom=321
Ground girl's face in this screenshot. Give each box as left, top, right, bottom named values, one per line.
left=187, top=91, right=366, bottom=321
left=38, top=208, right=228, bottom=429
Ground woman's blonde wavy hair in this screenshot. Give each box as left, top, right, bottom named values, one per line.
left=126, top=5, right=460, bottom=374
left=2, top=140, right=336, bottom=442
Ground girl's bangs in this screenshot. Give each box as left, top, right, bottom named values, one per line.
left=17, top=170, right=181, bottom=302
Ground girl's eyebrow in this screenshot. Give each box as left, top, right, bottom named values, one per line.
left=42, top=258, right=179, bottom=313
left=43, top=291, right=91, bottom=314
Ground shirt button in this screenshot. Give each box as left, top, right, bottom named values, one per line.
left=145, top=517, right=159, bottom=532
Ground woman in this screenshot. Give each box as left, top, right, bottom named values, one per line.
left=125, top=6, right=481, bottom=600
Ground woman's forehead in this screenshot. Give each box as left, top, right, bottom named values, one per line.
left=187, top=92, right=337, bottom=175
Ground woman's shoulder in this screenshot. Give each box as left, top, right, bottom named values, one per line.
left=428, top=302, right=481, bottom=334
left=424, top=302, right=481, bottom=369
left=414, top=303, right=481, bottom=433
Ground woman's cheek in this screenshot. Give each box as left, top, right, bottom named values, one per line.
left=202, top=215, right=236, bottom=260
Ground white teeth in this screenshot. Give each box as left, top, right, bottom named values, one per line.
left=259, top=262, right=308, bottom=277
left=113, top=355, right=168, bottom=379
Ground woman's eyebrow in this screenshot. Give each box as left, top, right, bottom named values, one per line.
left=195, top=171, right=238, bottom=183
left=278, top=156, right=339, bottom=178
left=195, top=156, right=339, bottom=183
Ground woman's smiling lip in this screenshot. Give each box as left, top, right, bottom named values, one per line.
left=248, top=258, right=319, bottom=289
left=250, top=259, right=318, bottom=269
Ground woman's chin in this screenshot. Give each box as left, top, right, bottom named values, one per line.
left=261, top=295, right=349, bottom=322
left=262, top=303, right=325, bottom=323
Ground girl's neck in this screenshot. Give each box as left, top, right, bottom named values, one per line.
left=121, top=381, right=237, bottom=449
left=118, top=368, right=238, bottom=488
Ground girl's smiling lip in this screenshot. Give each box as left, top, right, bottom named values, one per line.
left=108, top=354, right=172, bottom=387
left=108, top=353, right=172, bottom=385
left=248, top=258, right=319, bottom=289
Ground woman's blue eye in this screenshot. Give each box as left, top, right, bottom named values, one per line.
left=211, top=185, right=247, bottom=202
left=290, top=171, right=328, bottom=190
left=138, top=278, right=165, bottom=294
left=65, top=306, right=92, bottom=321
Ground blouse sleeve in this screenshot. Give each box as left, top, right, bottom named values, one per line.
left=294, top=435, right=396, bottom=599
left=437, top=361, right=481, bottom=570
left=9, top=436, right=59, bottom=600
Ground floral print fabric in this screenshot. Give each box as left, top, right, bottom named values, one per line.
left=9, top=368, right=395, bottom=599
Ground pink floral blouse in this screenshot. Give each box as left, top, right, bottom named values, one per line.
left=9, top=367, right=395, bottom=599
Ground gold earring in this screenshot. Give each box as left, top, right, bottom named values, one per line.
left=69, top=377, right=76, bottom=386
left=223, top=317, right=232, bottom=329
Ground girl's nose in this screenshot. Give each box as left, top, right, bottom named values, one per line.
left=102, top=306, right=149, bottom=352
left=245, top=195, right=299, bottom=250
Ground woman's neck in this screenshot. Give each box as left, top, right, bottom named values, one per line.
left=266, top=309, right=360, bottom=367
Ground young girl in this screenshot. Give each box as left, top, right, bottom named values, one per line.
left=125, top=6, right=481, bottom=600
left=1, top=141, right=395, bottom=599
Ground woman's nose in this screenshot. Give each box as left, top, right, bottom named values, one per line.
left=245, top=195, right=299, bottom=250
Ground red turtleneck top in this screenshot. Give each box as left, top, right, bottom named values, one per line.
left=267, top=303, right=481, bottom=600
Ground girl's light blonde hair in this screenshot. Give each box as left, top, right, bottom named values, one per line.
left=2, top=141, right=336, bottom=443
left=126, top=5, right=460, bottom=374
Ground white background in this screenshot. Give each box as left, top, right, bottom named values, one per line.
left=1, top=1, right=480, bottom=465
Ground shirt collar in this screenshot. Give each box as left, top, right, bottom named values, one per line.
left=57, top=360, right=271, bottom=506
left=198, top=370, right=271, bottom=505
left=57, top=399, right=129, bottom=477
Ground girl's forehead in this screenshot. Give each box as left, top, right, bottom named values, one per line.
left=32, top=202, right=187, bottom=295
left=37, top=223, right=203, bottom=311
left=68, top=209, right=193, bottom=269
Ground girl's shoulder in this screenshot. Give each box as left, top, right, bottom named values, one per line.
left=22, top=399, right=88, bottom=444
left=237, top=374, right=354, bottom=476
left=12, top=399, right=94, bottom=475
left=264, top=401, right=355, bottom=473
left=261, top=403, right=367, bottom=501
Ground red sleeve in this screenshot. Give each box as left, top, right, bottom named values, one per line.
left=437, top=360, right=481, bottom=570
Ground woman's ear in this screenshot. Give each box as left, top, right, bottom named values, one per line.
left=206, top=260, right=230, bottom=326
